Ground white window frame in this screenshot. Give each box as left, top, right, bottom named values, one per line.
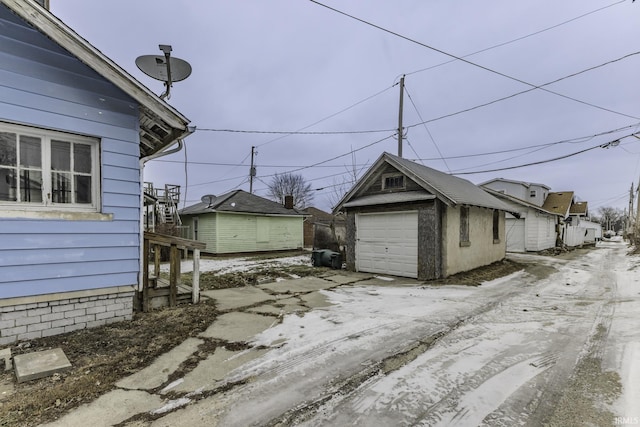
left=0, top=122, right=101, bottom=213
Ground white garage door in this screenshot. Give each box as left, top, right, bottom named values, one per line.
left=355, top=211, right=418, bottom=278
left=505, top=218, right=525, bottom=252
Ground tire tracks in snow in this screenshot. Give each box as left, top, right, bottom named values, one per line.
left=258, top=285, right=539, bottom=426
left=289, top=247, right=623, bottom=426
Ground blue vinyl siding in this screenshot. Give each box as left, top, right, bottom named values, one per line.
left=0, top=5, right=143, bottom=298
left=0, top=247, right=139, bottom=267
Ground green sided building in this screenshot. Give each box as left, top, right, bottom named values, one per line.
left=179, top=190, right=305, bottom=254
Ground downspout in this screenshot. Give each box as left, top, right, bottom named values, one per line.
left=137, top=127, right=195, bottom=292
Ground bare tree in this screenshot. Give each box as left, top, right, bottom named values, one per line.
left=267, top=173, right=313, bottom=209
left=596, top=206, right=624, bottom=232
left=325, top=151, right=369, bottom=210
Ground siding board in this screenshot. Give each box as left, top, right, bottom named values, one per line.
left=0, top=246, right=139, bottom=267
left=0, top=102, right=139, bottom=143
left=1, top=233, right=138, bottom=250
left=102, top=150, right=139, bottom=170
left=0, top=220, right=138, bottom=234
left=0, top=4, right=144, bottom=299
left=103, top=193, right=141, bottom=209
left=102, top=179, right=141, bottom=197
left=0, top=85, right=137, bottom=129
left=0, top=66, right=135, bottom=114
left=102, top=164, right=139, bottom=183
left=0, top=259, right=139, bottom=284
left=1, top=273, right=137, bottom=299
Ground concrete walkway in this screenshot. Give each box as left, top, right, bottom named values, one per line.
left=42, top=272, right=401, bottom=426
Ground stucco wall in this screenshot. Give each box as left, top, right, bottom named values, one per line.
left=417, top=201, right=443, bottom=280
left=442, top=205, right=506, bottom=277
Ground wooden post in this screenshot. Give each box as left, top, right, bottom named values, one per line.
left=154, top=243, right=161, bottom=280
left=192, top=249, right=200, bottom=304
left=142, top=237, right=150, bottom=312
left=169, top=243, right=179, bottom=307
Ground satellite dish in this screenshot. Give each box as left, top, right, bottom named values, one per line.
left=135, top=55, right=192, bottom=82
left=201, top=194, right=216, bottom=207
left=135, top=45, right=192, bottom=99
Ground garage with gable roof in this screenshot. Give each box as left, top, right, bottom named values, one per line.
left=334, top=152, right=513, bottom=280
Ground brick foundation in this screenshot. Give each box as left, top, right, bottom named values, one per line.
left=0, top=287, right=135, bottom=346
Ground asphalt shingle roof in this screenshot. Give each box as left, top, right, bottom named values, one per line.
left=541, top=191, right=574, bottom=216
left=179, top=190, right=304, bottom=216
left=569, top=201, right=588, bottom=215
left=335, top=152, right=513, bottom=212
left=384, top=153, right=512, bottom=210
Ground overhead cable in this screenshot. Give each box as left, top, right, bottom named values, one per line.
left=404, top=85, right=450, bottom=171
left=453, top=133, right=638, bottom=175
left=310, top=0, right=639, bottom=121
left=405, top=0, right=627, bottom=77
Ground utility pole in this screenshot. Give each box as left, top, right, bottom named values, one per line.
left=249, top=146, right=256, bottom=194
left=629, top=182, right=634, bottom=233
left=635, top=176, right=640, bottom=245
left=397, top=75, right=405, bottom=157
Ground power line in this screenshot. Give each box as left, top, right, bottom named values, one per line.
left=309, top=0, right=639, bottom=121
left=427, top=123, right=639, bottom=162
left=405, top=50, right=640, bottom=129
left=445, top=124, right=639, bottom=172
left=187, top=51, right=640, bottom=142
left=404, top=84, right=450, bottom=172
left=254, top=85, right=395, bottom=147
left=405, top=0, right=627, bottom=77
left=155, top=122, right=639, bottom=168
left=170, top=1, right=630, bottom=145
left=453, top=133, right=637, bottom=175
left=258, top=133, right=395, bottom=178
left=195, top=127, right=395, bottom=135
left=188, top=174, right=248, bottom=188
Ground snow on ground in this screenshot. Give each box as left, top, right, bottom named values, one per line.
left=209, top=240, right=640, bottom=425
left=160, top=254, right=311, bottom=274
left=601, top=241, right=640, bottom=419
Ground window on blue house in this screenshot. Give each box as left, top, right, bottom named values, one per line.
left=0, top=122, right=100, bottom=212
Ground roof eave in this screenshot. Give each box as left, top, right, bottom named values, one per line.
left=482, top=187, right=560, bottom=217
left=3, top=0, right=191, bottom=157
left=332, top=153, right=454, bottom=214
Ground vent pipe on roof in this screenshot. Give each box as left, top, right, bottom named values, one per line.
left=284, top=195, right=294, bottom=209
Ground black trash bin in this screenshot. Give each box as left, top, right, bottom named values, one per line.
left=311, top=249, right=342, bottom=269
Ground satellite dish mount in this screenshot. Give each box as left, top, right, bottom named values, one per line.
left=136, top=45, right=192, bottom=100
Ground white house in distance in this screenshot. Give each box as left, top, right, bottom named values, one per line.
left=569, top=201, right=602, bottom=244
left=541, top=191, right=588, bottom=248
left=480, top=178, right=550, bottom=207
left=482, top=179, right=597, bottom=250
left=481, top=183, right=559, bottom=253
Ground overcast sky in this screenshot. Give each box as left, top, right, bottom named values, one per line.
left=50, top=1, right=640, bottom=213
